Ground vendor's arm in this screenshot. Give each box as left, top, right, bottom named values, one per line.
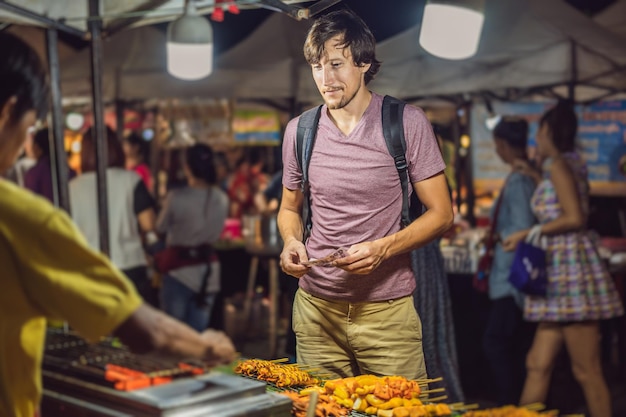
left=21, top=210, right=235, bottom=365
left=277, top=186, right=310, bottom=278
left=114, top=304, right=236, bottom=366
left=335, top=172, right=453, bottom=274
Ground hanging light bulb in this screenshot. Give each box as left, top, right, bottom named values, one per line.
left=167, top=0, right=213, bottom=80
left=65, top=111, right=85, bottom=131
left=419, top=0, right=485, bottom=60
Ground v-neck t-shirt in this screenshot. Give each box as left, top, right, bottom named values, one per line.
left=282, top=92, right=445, bottom=302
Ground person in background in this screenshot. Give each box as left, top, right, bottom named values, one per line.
left=254, top=169, right=282, bottom=215
left=226, top=147, right=269, bottom=218
left=0, top=32, right=235, bottom=417
left=70, top=127, right=159, bottom=306
left=156, top=144, right=229, bottom=332
left=483, top=117, right=537, bottom=405
left=503, top=101, right=623, bottom=417
left=278, top=9, right=453, bottom=380
left=123, top=131, right=153, bottom=193
left=23, top=128, right=76, bottom=202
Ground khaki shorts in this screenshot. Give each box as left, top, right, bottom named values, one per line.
left=293, top=289, right=426, bottom=379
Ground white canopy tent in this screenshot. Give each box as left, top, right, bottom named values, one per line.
left=17, top=0, right=623, bottom=106
left=5, top=0, right=626, bottom=105
left=58, top=12, right=314, bottom=103
left=369, top=0, right=626, bottom=104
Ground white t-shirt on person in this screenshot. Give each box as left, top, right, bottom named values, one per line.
left=69, top=168, right=154, bottom=270
left=156, top=185, right=229, bottom=293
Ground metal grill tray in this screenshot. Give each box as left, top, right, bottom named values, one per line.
left=44, top=370, right=291, bottom=416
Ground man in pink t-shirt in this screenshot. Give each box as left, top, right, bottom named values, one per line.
left=278, top=9, right=453, bottom=380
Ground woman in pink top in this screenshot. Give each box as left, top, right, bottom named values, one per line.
left=123, top=132, right=153, bottom=193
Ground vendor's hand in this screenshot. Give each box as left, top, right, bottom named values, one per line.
left=502, top=230, right=528, bottom=252
left=333, top=240, right=386, bottom=275
left=280, top=238, right=310, bottom=278
left=200, top=329, right=237, bottom=366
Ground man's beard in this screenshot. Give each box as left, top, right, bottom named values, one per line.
left=324, top=80, right=362, bottom=110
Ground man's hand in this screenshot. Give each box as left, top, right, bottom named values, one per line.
left=200, top=329, right=237, bottom=367
left=280, top=238, right=310, bottom=278
left=333, top=240, right=387, bottom=275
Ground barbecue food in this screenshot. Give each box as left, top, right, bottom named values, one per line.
left=234, top=359, right=319, bottom=387
left=280, top=390, right=349, bottom=417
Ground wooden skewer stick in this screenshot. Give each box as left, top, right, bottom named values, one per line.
left=419, top=387, right=446, bottom=395
left=422, top=394, right=448, bottom=402
left=523, top=402, right=547, bottom=411
left=451, top=403, right=479, bottom=410
left=415, top=376, right=443, bottom=384
left=305, top=390, right=319, bottom=417
left=270, top=358, right=290, bottom=363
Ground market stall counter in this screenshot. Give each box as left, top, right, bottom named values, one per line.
left=41, top=330, right=291, bottom=417
left=40, top=328, right=571, bottom=417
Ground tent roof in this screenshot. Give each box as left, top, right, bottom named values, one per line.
left=0, top=1, right=297, bottom=34
left=57, top=12, right=315, bottom=101
left=369, top=0, right=626, bottom=103
left=6, top=0, right=626, bottom=104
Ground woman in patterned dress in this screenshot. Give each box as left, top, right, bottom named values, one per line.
left=503, top=101, right=623, bottom=417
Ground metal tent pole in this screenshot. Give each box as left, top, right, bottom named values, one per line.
left=88, top=0, right=110, bottom=256
left=569, top=39, right=578, bottom=102
left=45, top=27, right=71, bottom=213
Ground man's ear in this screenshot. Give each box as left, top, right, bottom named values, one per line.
left=0, top=96, right=17, bottom=129
left=359, top=62, right=371, bottom=74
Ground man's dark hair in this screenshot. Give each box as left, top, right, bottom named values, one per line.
left=186, top=143, right=216, bottom=184
left=0, top=32, right=48, bottom=122
left=493, top=117, right=529, bottom=150
left=304, top=9, right=381, bottom=85
left=540, top=100, right=578, bottom=153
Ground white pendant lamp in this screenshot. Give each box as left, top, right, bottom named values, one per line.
left=419, top=0, right=485, bottom=60
left=167, top=0, right=213, bottom=80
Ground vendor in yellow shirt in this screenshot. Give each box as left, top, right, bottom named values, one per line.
left=0, top=32, right=237, bottom=417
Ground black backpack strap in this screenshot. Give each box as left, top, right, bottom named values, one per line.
left=382, top=95, right=413, bottom=228
left=295, top=105, right=323, bottom=240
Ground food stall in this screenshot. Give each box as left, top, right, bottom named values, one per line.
left=41, top=330, right=292, bottom=417
left=40, top=326, right=567, bottom=417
